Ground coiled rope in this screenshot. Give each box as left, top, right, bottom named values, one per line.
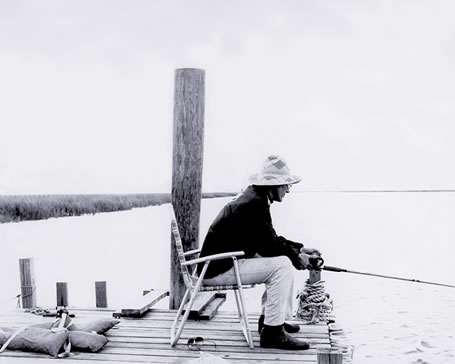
left=295, top=278, right=355, bottom=362
left=295, top=279, right=333, bottom=323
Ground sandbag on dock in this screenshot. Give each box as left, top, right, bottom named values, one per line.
left=77, top=318, right=120, bottom=334
left=0, top=327, right=14, bottom=345
left=4, top=327, right=69, bottom=357
left=0, top=316, right=119, bottom=357
left=69, top=331, right=108, bottom=352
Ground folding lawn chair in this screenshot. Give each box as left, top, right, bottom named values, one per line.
left=169, top=207, right=255, bottom=348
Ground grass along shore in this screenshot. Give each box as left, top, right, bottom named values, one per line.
left=0, top=192, right=236, bottom=223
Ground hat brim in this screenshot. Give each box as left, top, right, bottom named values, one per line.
left=249, top=173, right=302, bottom=186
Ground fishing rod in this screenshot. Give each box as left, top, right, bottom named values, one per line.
left=308, top=257, right=455, bottom=288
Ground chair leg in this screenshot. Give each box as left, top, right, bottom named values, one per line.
left=232, top=259, right=254, bottom=348
left=170, top=288, right=191, bottom=346
left=170, top=264, right=210, bottom=347
left=233, top=290, right=248, bottom=339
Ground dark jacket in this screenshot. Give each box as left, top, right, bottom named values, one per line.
left=197, top=185, right=304, bottom=278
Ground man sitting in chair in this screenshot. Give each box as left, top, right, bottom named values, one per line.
left=197, top=155, right=321, bottom=350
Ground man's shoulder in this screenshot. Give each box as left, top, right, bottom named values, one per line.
left=230, top=186, right=268, bottom=209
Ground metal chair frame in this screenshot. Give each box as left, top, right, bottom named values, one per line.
left=169, top=208, right=254, bottom=348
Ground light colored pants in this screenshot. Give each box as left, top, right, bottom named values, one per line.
left=202, top=255, right=294, bottom=326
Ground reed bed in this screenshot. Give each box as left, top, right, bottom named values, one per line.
left=0, top=193, right=236, bottom=223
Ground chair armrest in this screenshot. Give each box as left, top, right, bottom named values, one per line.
left=182, top=251, right=245, bottom=266
left=183, top=248, right=201, bottom=257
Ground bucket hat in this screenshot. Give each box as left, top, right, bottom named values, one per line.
left=249, top=155, right=301, bottom=186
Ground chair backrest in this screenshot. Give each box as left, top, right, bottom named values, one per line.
left=170, top=207, right=193, bottom=289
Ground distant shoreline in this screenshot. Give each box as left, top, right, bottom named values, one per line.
left=3, top=189, right=452, bottom=223
left=0, top=192, right=237, bottom=224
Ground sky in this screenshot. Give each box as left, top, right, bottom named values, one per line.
left=1, top=0, right=455, bottom=194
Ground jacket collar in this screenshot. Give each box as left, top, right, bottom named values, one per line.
left=250, top=185, right=272, bottom=205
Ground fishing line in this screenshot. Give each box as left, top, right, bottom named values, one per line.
left=0, top=294, right=21, bottom=308
left=322, top=265, right=455, bottom=288
left=307, top=257, right=455, bottom=288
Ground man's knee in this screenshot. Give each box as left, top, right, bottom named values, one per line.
left=272, top=255, right=294, bottom=274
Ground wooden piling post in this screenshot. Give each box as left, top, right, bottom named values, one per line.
left=19, top=258, right=36, bottom=309
left=309, top=269, right=321, bottom=284
left=56, top=282, right=68, bottom=307
left=95, top=281, right=108, bottom=308
left=317, top=348, right=343, bottom=364
left=170, top=68, right=205, bottom=309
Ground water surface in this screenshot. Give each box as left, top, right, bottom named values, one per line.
left=1, top=192, right=454, bottom=363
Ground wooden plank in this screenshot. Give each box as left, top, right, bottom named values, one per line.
left=0, top=355, right=139, bottom=364
left=118, top=290, right=169, bottom=317
left=104, top=341, right=330, bottom=353
left=183, top=291, right=216, bottom=316
left=123, top=310, right=259, bottom=322
left=115, top=320, right=328, bottom=333
left=138, top=313, right=324, bottom=324
left=119, top=311, right=325, bottom=327
left=118, top=317, right=327, bottom=329
left=197, top=294, right=227, bottom=320
left=106, top=329, right=329, bottom=340
left=107, top=336, right=331, bottom=346
left=114, top=329, right=328, bottom=341
left=113, top=326, right=327, bottom=338
left=0, top=351, right=318, bottom=364
left=99, top=346, right=318, bottom=360
left=150, top=308, right=263, bottom=318
left=0, top=308, right=326, bottom=329
left=111, top=325, right=328, bottom=337
left=108, top=328, right=327, bottom=340
left=182, top=292, right=227, bottom=319
left=141, top=309, right=330, bottom=325
left=58, top=307, right=116, bottom=312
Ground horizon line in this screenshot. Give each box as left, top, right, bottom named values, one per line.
left=294, top=189, right=455, bottom=193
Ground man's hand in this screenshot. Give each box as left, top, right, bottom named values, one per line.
left=302, top=247, right=321, bottom=256
left=297, top=252, right=313, bottom=270
left=298, top=247, right=322, bottom=270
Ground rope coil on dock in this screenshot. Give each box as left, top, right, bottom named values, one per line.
left=295, top=279, right=333, bottom=323
left=295, top=278, right=355, bottom=362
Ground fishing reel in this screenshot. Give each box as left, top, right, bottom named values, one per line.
left=308, top=256, right=324, bottom=270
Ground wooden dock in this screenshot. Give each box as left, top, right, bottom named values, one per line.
left=0, top=307, right=331, bottom=363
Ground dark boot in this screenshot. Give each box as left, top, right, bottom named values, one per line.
left=258, top=315, right=300, bottom=334
left=260, top=324, right=310, bottom=350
